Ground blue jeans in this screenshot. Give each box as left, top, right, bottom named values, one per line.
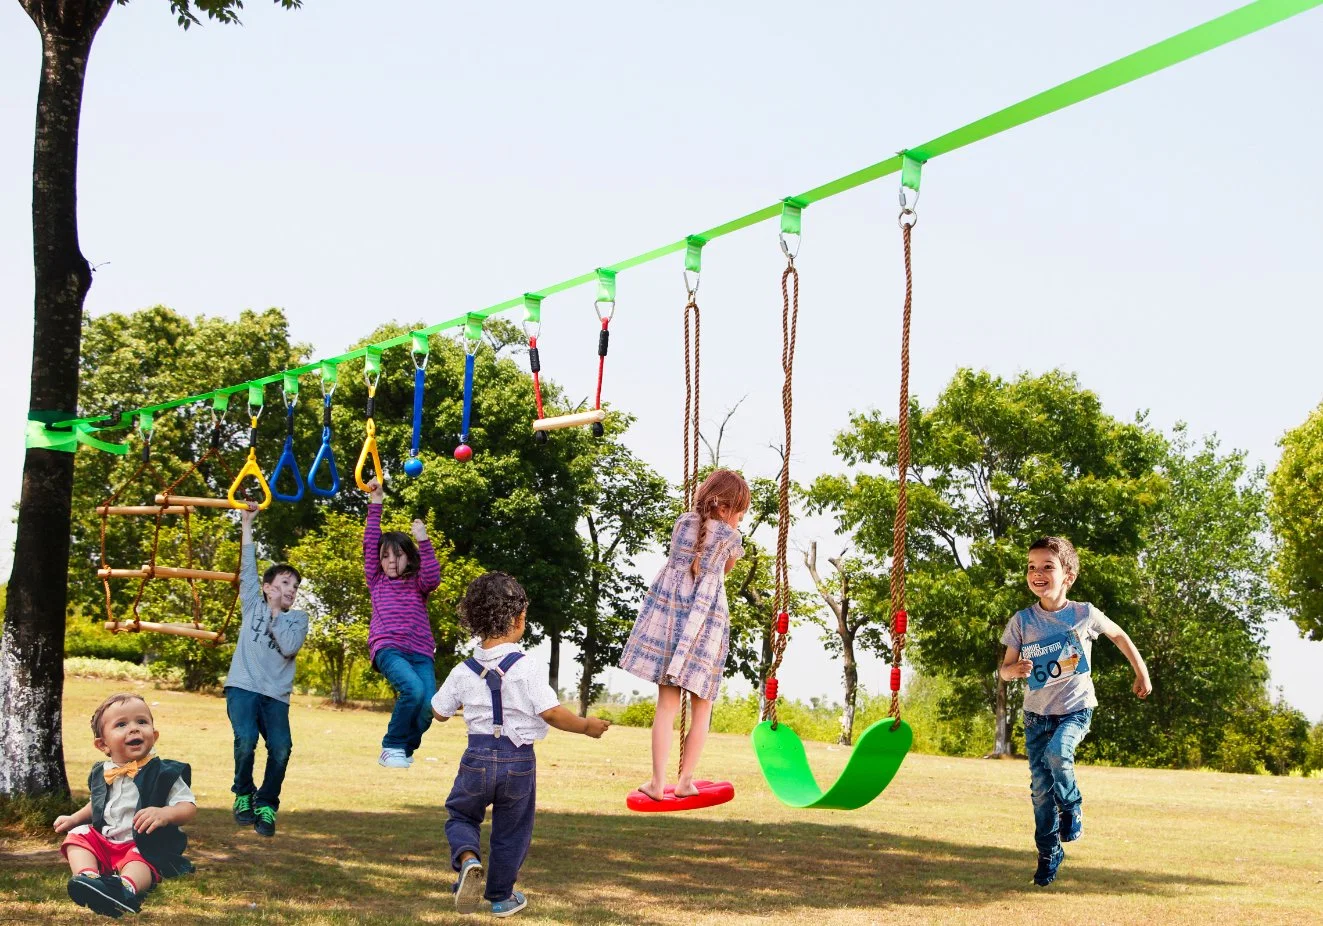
left=445, top=735, right=537, bottom=903
left=373, top=647, right=436, bottom=755
left=225, top=686, right=293, bottom=810
left=1024, top=708, right=1093, bottom=854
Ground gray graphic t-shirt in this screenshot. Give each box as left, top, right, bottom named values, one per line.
left=1001, top=601, right=1118, bottom=715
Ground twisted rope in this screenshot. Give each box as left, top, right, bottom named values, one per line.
left=761, top=257, right=799, bottom=727
left=678, top=285, right=702, bottom=777
left=888, top=220, right=915, bottom=728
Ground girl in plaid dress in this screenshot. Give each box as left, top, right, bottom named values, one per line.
left=619, top=469, right=750, bottom=800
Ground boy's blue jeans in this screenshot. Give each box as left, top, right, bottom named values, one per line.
left=445, top=735, right=537, bottom=903
left=373, top=647, right=436, bottom=755
left=225, top=686, right=293, bottom=810
left=1024, top=708, right=1093, bottom=854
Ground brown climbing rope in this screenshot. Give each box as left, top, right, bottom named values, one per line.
left=888, top=207, right=917, bottom=729
left=761, top=245, right=800, bottom=729
left=677, top=275, right=703, bottom=777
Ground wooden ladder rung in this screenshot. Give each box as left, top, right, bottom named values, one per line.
left=154, top=494, right=241, bottom=509
left=98, top=567, right=149, bottom=579
left=104, top=620, right=223, bottom=643
left=148, top=565, right=238, bottom=582
left=532, top=409, right=607, bottom=432
left=97, top=505, right=191, bottom=516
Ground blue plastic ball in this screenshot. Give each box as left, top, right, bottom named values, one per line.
left=403, top=456, right=424, bottom=478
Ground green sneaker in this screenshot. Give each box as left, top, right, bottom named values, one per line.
left=253, top=804, right=277, bottom=837
left=232, top=793, right=256, bottom=825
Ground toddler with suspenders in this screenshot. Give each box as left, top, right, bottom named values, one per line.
left=431, top=572, right=610, bottom=917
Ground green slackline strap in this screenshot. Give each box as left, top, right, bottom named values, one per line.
left=684, top=235, right=706, bottom=274
left=43, top=0, right=1320, bottom=438
left=595, top=268, right=617, bottom=303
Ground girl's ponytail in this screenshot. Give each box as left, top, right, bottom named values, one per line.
left=688, top=469, right=751, bottom=579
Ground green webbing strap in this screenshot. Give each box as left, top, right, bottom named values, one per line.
left=212, top=393, right=230, bottom=414
left=595, top=269, right=617, bottom=303
left=41, top=0, right=1321, bottom=440
left=282, top=373, right=299, bottom=397
left=464, top=315, right=484, bottom=350
left=780, top=197, right=807, bottom=236
left=900, top=152, right=924, bottom=194
left=410, top=332, right=430, bottom=357
left=364, top=348, right=382, bottom=379
left=248, top=384, right=265, bottom=410
left=522, top=293, right=543, bottom=326
left=321, top=361, right=339, bottom=386
left=684, top=235, right=706, bottom=274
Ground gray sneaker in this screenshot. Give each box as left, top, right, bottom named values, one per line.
left=454, top=857, right=484, bottom=914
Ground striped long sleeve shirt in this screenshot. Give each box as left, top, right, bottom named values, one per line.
left=364, top=504, right=441, bottom=661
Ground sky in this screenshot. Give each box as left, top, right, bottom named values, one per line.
left=2, top=1, right=1320, bottom=720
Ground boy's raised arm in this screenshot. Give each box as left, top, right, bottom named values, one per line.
left=1104, top=625, right=1152, bottom=698
left=238, top=504, right=262, bottom=605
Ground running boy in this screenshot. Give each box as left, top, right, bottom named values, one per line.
left=431, top=572, right=610, bottom=917
left=1000, top=536, right=1151, bottom=887
left=223, top=502, right=309, bottom=837
left=54, top=693, right=197, bottom=917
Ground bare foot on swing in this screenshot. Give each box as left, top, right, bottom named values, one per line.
left=636, top=782, right=665, bottom=801
left=673, top=779, right=700, bottom=798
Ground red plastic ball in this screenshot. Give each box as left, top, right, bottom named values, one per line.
left=454, top=444, right=473, bottom=463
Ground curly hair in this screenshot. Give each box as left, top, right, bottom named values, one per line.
left=91, top=693, right=151, bottom=738
left=458, top=572, right=529, bottom=640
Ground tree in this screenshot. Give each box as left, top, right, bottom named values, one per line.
left=1267, top=402, right=1323, bottom=641
left=3, top=0, right=302, bottom=798
left=809, top=369, right=1165, bottom=756
left=802, top=543, right=889, bottom=745
left=569, top=429, right=673, bottom=715
left=1086, top=428, right=1275, bottom=767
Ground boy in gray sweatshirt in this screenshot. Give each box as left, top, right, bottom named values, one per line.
left=223, top=503, right=309, bottom=837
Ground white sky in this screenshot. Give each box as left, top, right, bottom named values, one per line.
left=2, top=1, right=1320, bottom=720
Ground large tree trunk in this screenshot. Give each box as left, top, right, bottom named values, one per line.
left=1, top=3, right=113, bottom=799
left=993, top=676, right=1011, bottom=755
left=839, top=632, right=857, bottom=746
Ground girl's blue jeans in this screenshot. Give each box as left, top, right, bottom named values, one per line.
left=445, top=735, right=537, bottom=903
left=1024, top=708, right=1093, bottom=854
left=373, top=647, right=436, bottom=755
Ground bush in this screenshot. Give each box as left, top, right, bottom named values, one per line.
left=618, top=700, right=656, bottom=728
left=66, top=618, right=150, bottom=663
left=65, top=657, right=158, bottom=681
left=1213, top=730, right=1265, bottom=775
left=1306, top=722, right=1323, bottom=776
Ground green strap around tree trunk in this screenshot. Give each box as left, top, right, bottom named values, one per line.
left=752, top=716, right=913, bottom=809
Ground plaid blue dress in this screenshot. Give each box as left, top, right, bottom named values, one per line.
left=618, top=513, right=743, bottom=701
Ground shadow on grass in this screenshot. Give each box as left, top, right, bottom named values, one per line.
left=1, top=806, right=1233, bottom=925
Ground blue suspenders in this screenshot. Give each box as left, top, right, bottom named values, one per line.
left=464, top=652, right=525, bottom=739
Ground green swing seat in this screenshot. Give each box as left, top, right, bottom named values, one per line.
left=751, top=715, right=912, bottom=810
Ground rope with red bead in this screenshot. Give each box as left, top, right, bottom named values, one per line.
left=677, top=238, right=704, bottom=777
left=888, top=154, right=924, bottom=729
left=761, top=198, right=806, bottom=730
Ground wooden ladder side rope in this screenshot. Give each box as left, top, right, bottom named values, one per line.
left=761, top=252, right=800, bottom=728
left=888, top=216, right=916, bottom=729
left=677, top=285, right=701, bottom=778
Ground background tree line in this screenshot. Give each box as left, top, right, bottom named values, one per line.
left=60, top=306, right=1323, bottom=776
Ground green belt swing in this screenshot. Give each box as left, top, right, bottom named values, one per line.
left=751, top=183, right=921, bottom=810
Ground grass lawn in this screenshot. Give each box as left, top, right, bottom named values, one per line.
left=1, top=677, right=1320, bottom=925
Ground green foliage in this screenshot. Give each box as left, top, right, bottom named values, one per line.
left=569, top=429, right=674, bottom=714
left=64, top=657, right=158, bottom=682
left=808, top=368, right=1165, bottom=752
left=65, top=617, right=149, bottom=663
left=1212, top=730, right=1265, bottom=775
left=1086, top=428, right=1274, bottom=767
left=1267, top=402, right=1323, bottom=641
left=1210, top=688, right=1311, bottom=776
left=1304, top=722, right=1323, bottom=775
left=617, top=700, right=656, bottom=728
left=160, top=1, right=304, bottom=31
left=899, top=674, right=997, bottom=757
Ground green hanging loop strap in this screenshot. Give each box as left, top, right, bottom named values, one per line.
left=684, top=235, right=706, bottom=296
left=410, top=331, right=430, bottom=369
left=282, top=373, right=300, bottom=405
left=522, top=293, right=543, bottom=341
left=899, top=150, right=925, bottom=227
left=594, top=269, right=617, bottom=322
left=211, top=393, right=230, bottom=415
left=780, top=196, right=808, bottom=261
left=320, top=360, right=339, bottom=396
left=464, top=315, right=485, bottom=353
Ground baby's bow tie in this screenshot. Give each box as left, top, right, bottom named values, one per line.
left=103, top=755, right=152, bottom=785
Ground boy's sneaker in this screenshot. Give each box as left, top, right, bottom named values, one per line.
left=67, top=873, right=131, bottom=918
left=233, top=792, right=257, bottom=825
left=1060, top=805, right=1083, bottom=842
left=378, top=748, right=411, bottom=768
left=490, top=891, right=527, bottom=918
left=1033, top=845, right=1065, bottom=887
left=253, top=804, right=277, bottom=837
left=110, top=876, right=144, bottom=914
left=454, top=857, right=485, bottom=914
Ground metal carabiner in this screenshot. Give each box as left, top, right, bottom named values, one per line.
left=594, top=300, right=616, bottom=324
left=683, top=270, right=700, bottom=300
left=779, top=232, right=801, bottom=262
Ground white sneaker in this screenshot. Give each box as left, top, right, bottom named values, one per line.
left=378, top=748, right=410, bottom=768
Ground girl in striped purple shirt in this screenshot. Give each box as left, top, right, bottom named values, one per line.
left=364, top=479, right=442, bottom=768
